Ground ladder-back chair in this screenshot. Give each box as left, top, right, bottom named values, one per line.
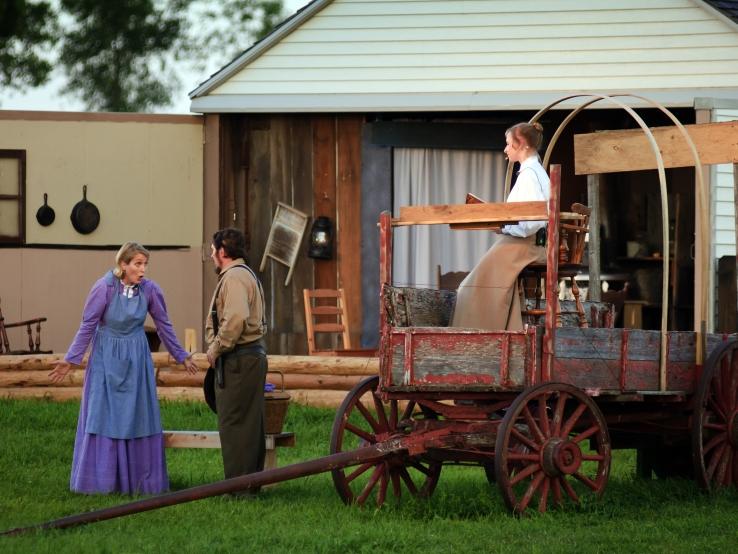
left=520, top=203, right=592, bottom=328
left=0, top=297, right=51, bottom=354
left=303, top=288, right=353, bottom=355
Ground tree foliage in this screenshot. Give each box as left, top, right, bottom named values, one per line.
left=0, top=0, right=58, bottom=92
left=181, top=0, right=284, bottom=74
left=59, top=0, right=184, bottom=112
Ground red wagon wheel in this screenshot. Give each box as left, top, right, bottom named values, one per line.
left=693, top=339, right=738, bottom=492
left=494, top=382, right=611, bottom=514
left=330, top=375, right=442, bottom=507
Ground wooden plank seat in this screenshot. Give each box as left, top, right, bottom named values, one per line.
left=163, top=430, right=296, bottom=472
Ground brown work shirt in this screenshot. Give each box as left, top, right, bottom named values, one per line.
left=205, top=258, right=265, bottom=361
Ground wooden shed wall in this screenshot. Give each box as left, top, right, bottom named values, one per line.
left=218, top=114, right=365, bottom=355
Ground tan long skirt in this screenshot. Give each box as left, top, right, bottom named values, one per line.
left=450, top=234, right=545, bottom=331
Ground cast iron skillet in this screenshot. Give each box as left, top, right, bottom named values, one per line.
left=35, top=193, right=55, bottom=226
left=70, top=185, right=100, bottom=234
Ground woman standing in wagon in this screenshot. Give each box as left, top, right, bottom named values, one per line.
left=50, top=242, right=198, bottom=495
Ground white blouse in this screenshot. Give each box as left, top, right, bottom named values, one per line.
left=502, top=155, right=551, bottom=238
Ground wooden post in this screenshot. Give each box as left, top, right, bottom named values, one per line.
left=586, top=174, right=601, bottom=302
left=542, top=165, right=562, bottom=381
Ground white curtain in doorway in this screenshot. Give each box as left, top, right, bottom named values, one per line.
left=392, top=148, right=507, bottom=289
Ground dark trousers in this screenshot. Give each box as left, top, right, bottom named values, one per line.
left=215, top=352, right=267, bottom=481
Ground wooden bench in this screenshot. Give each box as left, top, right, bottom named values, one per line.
left=163, top=430, right=296, bottom=472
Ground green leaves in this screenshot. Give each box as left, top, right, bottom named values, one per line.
left=0, top=0, right=58, bottom=91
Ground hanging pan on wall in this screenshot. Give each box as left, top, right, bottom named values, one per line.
left=35, top=193, right=55, bottom=226
left=70, top=185, right=100, bottom=234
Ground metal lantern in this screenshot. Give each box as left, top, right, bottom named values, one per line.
left=308, top=216, right=333, bottom=259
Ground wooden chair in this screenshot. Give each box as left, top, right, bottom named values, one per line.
left=302, top=288, right=353, bottom=356
left=520, top=203, right=591, bottom=328
left=0, top=297, right=51, bottom=354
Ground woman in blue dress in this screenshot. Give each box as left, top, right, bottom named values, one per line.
left=50, top=242, right=198, bottom=495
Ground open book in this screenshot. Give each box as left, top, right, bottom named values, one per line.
left=449, top=193, right=501, bottom=231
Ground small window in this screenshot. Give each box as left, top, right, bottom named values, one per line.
left=0, top=150, right=25, bottom=245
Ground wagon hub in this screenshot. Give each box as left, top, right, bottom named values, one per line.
left=541, top=438, right=583, bottom=476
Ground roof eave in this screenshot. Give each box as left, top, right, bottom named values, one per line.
left=189, top=0, right=334, bottom=99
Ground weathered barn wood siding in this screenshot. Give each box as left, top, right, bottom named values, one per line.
left=222, top=114, right=364, bottom=354
left=203, top=0, right=738, bottom=110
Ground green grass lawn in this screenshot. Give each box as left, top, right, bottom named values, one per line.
left=2, top=398, right=738, bottom=553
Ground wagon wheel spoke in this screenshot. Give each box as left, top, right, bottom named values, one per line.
left=356, top=465, right=384, bottom=506
left=703, top=432, right=727, bottom=456
left=552, top=392, right=568, bottom=436
left=728, top=351, right=738, bottom=412
left=372, top=391, right=391, bottom=431
left=377, top=471, right=388, bottom=507
left=400, top=400, right=416, bottom=422
left=706, top=443, right=727, bottom=482
left=510, top=463, right=542, bottom=487
left=538, top=393, right=551, bottom=438
left=571, top=423, right=600, bottom=444
left=704, top=422, right=728, bottom=431
left=511, top=426, right=540, bottom=452
left=538, top=476, right=551, bottom=513
left=345, top=423, right=375, bottom=444
left=559, top=476, right=580, bottom=503
left=408, top=459, right=433, bottom=475
left=724, top=450, right=733, bottom=488
left=715, top=446, right=731, bottom=487
left=573, top=471, right=599, bottom=492
left=391, top=472, right=402, bottom=498
left=397, top=467, right=419, bottom=495
left=522, top=405, right=545, bottom=444
left=561, top=403, right=587, bottom=436
left=708, top=397, right=727, bottom=422
left=507, top=452, right=540, bottom=462
left=389, top=400, right=399, bottom=430
left=345, top=463, right=374, bottom=484
left=551, top=475, right=563, bottom=506
left=354, top=399, right=381, bottom=434
left=516, top=471, right=545, bottom=513
left=582, top=454, right=606, bottom=462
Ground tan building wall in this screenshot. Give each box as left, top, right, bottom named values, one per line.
left=0, top=112, right=206, bottom=354
left=0, top=111, right=203, bottom=247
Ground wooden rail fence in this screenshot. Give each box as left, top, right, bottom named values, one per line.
left=0, top=353, right=378, bottom=408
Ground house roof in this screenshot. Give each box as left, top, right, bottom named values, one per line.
left=190, top=0, right=738, bottom=113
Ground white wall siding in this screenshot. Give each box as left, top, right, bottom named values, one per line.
left=712, top=109, right=738, bottom=260
left=196, top=0, right=738, bottom=111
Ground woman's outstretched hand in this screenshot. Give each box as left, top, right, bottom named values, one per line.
left=183, top=355, right=199, bottom=375
left=49, top=360, right=73, bottom=384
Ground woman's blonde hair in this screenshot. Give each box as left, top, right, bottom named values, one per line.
left=113, top=242, right=150, bottom=278
left=506, top=121, right=544, bottom=151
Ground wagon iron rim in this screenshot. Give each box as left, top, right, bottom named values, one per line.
left=329, top=375, right=442, bottom=507
left=494, top=382, right=611, bottom=514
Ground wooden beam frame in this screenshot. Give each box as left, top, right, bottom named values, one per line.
left=574, top=120, right=738, bottom=175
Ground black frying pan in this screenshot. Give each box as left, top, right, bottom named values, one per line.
left=70, top=185, right=100, bottom=234
left=35, top=193, right=55, bottom=226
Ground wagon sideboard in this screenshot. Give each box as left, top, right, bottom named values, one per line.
left=382, top=325, right=734, bottom=395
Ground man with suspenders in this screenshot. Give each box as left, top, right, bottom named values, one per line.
left=206, top=228, right=268, bottom=492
